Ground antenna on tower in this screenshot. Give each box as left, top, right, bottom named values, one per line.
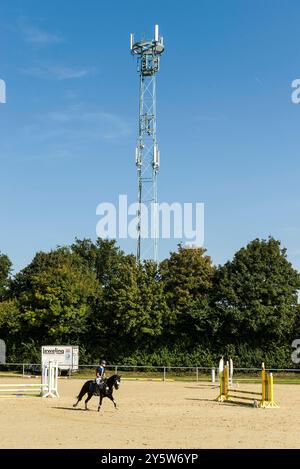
left=130, top=25, right=165, bottom=263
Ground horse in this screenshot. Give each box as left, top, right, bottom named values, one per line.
left=73, top=374, right=121, bottom=412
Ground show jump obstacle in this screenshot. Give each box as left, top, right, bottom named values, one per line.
left=212, top=357, right=233, bottom=386
left=0, top=361, right=59, bottom=398
left=217, top=362, right=279, bottom=408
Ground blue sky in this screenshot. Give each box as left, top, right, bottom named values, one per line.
left=1, top=0, right=300, bottom=273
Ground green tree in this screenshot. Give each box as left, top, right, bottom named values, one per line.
left=103, top=254, right=139, bottom=336
left=72, top=239, right=135, bottom=353
left=160, top=245, right=215, bottom=343
left=0, top=252, right=12, bottom=300
left=213, top=237, right=300, bottom=344
left=73, top=239, right=171, bottom=357
left=11, top=248, right=100, bottom=343
left=0, top=299, right=21, bottom=336
left=136, top=260, right=170, bottom=340
left=71, top=238, right=125, bottom=287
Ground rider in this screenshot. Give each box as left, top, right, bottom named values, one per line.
left=95, top=359, right=107, bottom=390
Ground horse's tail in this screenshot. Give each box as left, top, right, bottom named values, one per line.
left=76, top=380, right=92, bottom=400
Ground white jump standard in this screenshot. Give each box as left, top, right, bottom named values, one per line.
left=42, top=361, right=59, bottom=398
left=0, top=361, right=59, bottom=398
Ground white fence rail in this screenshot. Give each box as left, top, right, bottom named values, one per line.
left=0, top=363, right=300, bottom=382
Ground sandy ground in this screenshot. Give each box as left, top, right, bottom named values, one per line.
left=0, top=377, right=299, bottom=449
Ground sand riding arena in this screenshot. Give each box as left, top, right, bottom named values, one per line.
left=0, top=375, right=300, bottom=449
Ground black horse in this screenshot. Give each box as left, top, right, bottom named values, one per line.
left=73, top=375, right=121, bottom=412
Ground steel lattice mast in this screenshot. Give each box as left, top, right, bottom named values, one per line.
left=130, top=25, right=164, bottom=263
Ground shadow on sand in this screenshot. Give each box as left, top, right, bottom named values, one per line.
left=52, top=406, right=92, bottom=412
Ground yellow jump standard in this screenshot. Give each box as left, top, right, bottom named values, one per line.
left=217, top=362, right=279, bottom=408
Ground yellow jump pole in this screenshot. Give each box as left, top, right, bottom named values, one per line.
left=224, top=365, right=229, bottom=399
left=217, top=370, right=224, bottom=401
left=220, top=370, right=223, bottom=396
left=261, top=362, right=266, bottom=407
left=266, top=372, right=279, bottom=408
left=217, top=365, right=228, bottom=402
left=269, top=373, right=273, bottom=402
left=260, top=364, right=279, bottom=408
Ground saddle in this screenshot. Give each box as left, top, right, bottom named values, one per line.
left=89, top=380, right=107, bottom=396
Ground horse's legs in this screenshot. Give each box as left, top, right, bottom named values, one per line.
left=108, top=395, right=117, bottom=409
left=97, top=395, right=103, bottom=412
left=73, top=394, right=84, bottom=407
left=73, top=382, right=90, bottom=408
left=85, top=392, right=93, bottom=410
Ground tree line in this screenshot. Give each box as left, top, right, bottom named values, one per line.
left=0, top=237, right=299, bottom=367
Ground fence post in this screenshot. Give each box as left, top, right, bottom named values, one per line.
left=22, top=364, right=25, bottom=377
left=196, top=367, right=199, bottom=382
left=115, top=365, right=118, bottom=374
left=163, top=367, right=166, bottom=382
left=211, top=367, right=215, bottom=385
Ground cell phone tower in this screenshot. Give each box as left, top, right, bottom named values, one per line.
left=130, top=25, right=164, bottom=263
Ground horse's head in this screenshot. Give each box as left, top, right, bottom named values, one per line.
left=113, top=375, right=121, bottom=390
left=106, top=374, right=121, bottom=391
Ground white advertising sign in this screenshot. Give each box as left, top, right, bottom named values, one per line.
left=41, top=345, right=79, bottom=370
